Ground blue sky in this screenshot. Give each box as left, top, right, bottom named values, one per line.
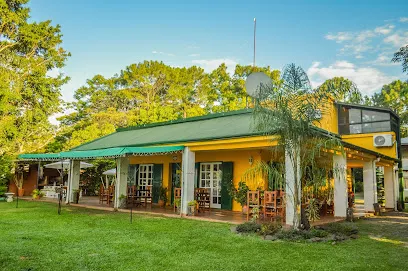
left=29, top=0, right=408, bottom=103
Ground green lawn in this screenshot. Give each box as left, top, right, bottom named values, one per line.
left=1, top=201, right=407, bottom=271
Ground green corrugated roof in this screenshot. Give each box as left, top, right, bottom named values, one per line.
left=72, top=109, right=258, bottom=151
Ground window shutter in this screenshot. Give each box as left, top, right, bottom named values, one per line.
left=127, top=165, right=138, bottom=186
left=221, top=162, right=233, bottom=210
left=170, top=163, right=181, bottom=204
left=152, top=164, right=163, bottom=203
left=195, top=163, right=200, bottom=188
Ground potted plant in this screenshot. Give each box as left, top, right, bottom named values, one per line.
left=119, top=194, right=126, bottom=208
left=13, top=171, right=24, bottom=197
left=188, top=200, right=197, bottom=216
left=230, top=181, right=249, bottom=214
left=158, top=186, right=168, bottom=208
left=174, top=198, right=181, bottom=214
left=72, top=189, right=80, bottom=204
left=32, top=189, right=44, bottom=200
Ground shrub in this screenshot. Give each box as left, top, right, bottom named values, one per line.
left=405, top=197, right=408, bottom=203
left=321, top=222, right=358, bottom=236
left=236, top=222, right=261, bottom=234
left=0, top=186, right=7, bottom=196
left=274, top=229, right=305, bottom=241
left=302, top=228, right=328, bottom=239
left=260, top=221, right=282, bottom=236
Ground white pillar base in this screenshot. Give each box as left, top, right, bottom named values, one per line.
left=333, top=153, right=347, bottom=217
left=363, top=160, right=377, bottom=212
left=68, top=160, right=80, bottom=203
left=114, top=157, right=129, bottom=209
left=181, top=147, right=195, bottom=215
left=384, top=166, right=395, bottom=209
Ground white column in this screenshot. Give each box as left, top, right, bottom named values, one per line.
left=285, top=146, right=301, bottom=227
left=114, top=157, right=129, bottom=209
left=333, top=153, right=347, bottom=217
left=363, top=159, right=377, bottom=212
left=68, top=160, right=80, bottom=203
left=181, top=147, right=195, bottom=215
left=384, top=166, right=395, bottom=209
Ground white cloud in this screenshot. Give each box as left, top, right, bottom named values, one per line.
left=371, top=52, right=400, bottom=66
left=325, top=32, right=353, bottom=43
left=383, top=32, right=408, bottom=47
left=191, top=58, right=238, bottom=74
left=325, top=24, right=396, bottom=57
left=400, top=17, right=408, bottom=23
left=307, top=61, right=396, bottom=96
left=374, top=25, right=394, bottom=35
left=152, top=51, right=175, bottom=56
left=188, top=53, right=200, bottom=57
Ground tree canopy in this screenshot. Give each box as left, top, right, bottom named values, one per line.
left=0, top=0, right=70, bottom=156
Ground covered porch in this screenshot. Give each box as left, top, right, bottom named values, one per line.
left=18, top=140, right=397, bottom=226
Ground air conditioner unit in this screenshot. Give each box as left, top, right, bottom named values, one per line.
left=373, top=134, right=393, bottom=147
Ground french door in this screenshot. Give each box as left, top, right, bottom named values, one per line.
left=200, top=162, right=222, bottom=209
left=138, top=164, right=153, bottom=190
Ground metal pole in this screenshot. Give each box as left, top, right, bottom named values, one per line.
left=36, top=161, right=40, bottom=189
left=253, top=17, right=256, bottom=67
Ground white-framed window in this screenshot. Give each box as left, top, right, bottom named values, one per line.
left=138, top=164, right=153, bottom=190
left=200, top=162, right=222, bottom=208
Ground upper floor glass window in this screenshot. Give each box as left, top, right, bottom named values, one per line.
left=338, top=105, right=397, bottom=135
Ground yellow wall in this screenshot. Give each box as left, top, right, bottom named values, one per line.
left=342, top=132, right=397, bottom=158
left=316, top=99, right=339, bottom=134
left=129, top=149, right=264, bottom=212
left=129, top=154, right=182, bottom=191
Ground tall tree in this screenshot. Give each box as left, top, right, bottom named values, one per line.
left=372, top=80, right=408, bottom=136
left=392, top=45, right=408, bottom=76
left=318, top=77, right=363, bottom=104
left=0, top=0, right=69, bottom=181
left=246, top=64, right=344, bottom=228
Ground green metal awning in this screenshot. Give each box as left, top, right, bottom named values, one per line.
left=18, top=153, right=61, bottom=161
left=18, top=146, right=184, bottom=161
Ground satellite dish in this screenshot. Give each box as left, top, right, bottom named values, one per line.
left=245, top=72, right=272, bottom=97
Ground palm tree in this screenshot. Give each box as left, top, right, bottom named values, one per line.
left=246, top=64, right=345, bottom=229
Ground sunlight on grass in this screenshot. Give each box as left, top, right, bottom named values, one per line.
left=369, top=236, right=405, bottom=245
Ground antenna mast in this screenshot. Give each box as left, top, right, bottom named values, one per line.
left=253, top=17, right=256, bottom=67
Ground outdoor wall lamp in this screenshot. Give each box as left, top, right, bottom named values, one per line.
left=249, top=156, right=253, bottom=166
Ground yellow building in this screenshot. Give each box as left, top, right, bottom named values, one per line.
left=19, top=101, right=401, bottom=225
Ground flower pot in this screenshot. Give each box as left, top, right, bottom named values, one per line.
left=188, top=205, right=196, bottom=216
left=18, top=188, right=24, bottom=197
left=242, top=205, right=248, bottom=215
left=158, top=199, right=165, bottom=208
left=5, top=192, right=14, bottom=203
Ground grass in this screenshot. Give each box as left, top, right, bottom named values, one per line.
left=0, top=201, right=407, bottom=271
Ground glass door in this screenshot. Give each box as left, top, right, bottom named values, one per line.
left=200, top=163, right=222, bottom=209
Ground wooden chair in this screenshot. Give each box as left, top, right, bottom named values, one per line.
left=107, top=185, right=115, bottom=205
left=99, top=185, right=110, bottom=204
left=276, top=191, right=285, bottom=219
left=138, top=186, right=152, bottom=208
left=173, top=188, right=182, bottom=212
left=196, top=188, right=211, bottom=213
left=247, top=191, right=260, bottom=221
left=263, top=191, right=278, bottom=220
left=127, top=185, right=140, bottom=207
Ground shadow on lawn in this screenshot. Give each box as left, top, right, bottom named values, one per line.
left=357, top=211, right=408, bottom=244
